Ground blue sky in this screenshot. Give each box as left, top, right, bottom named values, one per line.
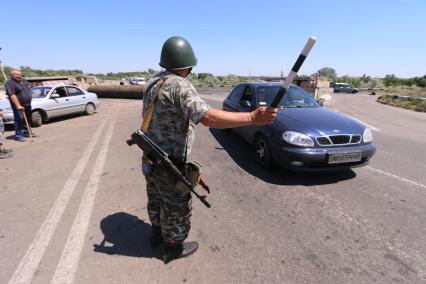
left=1, top=0, right=425, bottom=78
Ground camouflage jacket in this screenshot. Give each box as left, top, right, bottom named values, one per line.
left=142, top=71, right=210, bottom=159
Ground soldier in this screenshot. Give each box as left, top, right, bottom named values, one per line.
left=143, top=36, right=277, bottom=264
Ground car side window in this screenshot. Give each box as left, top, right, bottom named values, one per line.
left=228, top=85, right=245, bottom=102
left=52, top=87, right=67, bottom=98
left=66, top=87, right=84, bottom=97
left=241, top=86, right=254, bottom=103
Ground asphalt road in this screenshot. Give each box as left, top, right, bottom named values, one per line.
left=1, top=90, right=425, bottom=284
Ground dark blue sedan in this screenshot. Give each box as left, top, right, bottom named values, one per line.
left=222, top=82, right=376, bottom=171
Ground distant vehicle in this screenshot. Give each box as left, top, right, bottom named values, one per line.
left=333, top=83, right=359, bottom=94
left=222, top=82, right=376, bottom=171
left=129, top=77, right=146, bottom=85
left=0, top=85, right=100, bottom=127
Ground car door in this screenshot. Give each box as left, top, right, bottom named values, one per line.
left=65, top=86, right=87, bottom=113
left=44, top=86, right=73, bottom=118
left=233, top=85, right=256, bottom=142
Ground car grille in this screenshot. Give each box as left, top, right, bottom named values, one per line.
left=316, top=134, right=362, bottom=146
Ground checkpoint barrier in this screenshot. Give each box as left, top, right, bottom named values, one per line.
left=88, top=85, right=145, bottom=100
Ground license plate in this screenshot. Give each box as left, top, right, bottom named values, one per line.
left=328, top=152, right=362, bottom=164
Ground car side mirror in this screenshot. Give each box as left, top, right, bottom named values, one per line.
left=50, top=94, right=60, bottom=99
left=317, top=98, right=325, bottom=106
left=240, top=100, right=252, bottom=108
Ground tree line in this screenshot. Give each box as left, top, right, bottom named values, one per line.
left=1, top=65, right=425, bottom=89
left=317, top=67, right=426, bottom=88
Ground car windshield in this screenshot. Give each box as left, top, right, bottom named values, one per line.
left=31, top=87, right=51, bottom=98
left=256, top=85, right=320, bottom=108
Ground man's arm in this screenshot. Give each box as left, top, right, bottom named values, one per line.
left=200, top=107, right=277, bottom=129
left=9, top=95, right=24, bottom=110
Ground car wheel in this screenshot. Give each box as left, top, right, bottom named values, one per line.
left=31, top=111, right=43, bottom=127
left=85, top=103, right=95, bottom=115
left=254, top=135, right=273, bottom=168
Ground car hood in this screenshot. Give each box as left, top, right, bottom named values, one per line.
left=276, top=107, right=366, bottom=136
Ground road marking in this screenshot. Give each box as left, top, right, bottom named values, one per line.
left=51, top=120, right=115, bottom=284
left=8, top=121, right=107, bottom=284
left=367, top=166, right=426, bottom=190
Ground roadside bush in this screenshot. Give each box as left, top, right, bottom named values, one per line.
left=377, top=95, right=426, bottom=112
left=414, top=100, right=426, bottom=112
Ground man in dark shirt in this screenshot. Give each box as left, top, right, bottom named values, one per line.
left=5, top=70, right=33, bottom=141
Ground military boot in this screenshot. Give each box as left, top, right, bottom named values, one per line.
left=150, top=225, right=163, bottom=247
left=163, top=241, right=199, bottom=264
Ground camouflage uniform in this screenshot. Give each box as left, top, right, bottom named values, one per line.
left=142, top=71, right=210, bottom=243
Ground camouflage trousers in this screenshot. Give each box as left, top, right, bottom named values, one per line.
left=144, top=163, right=192, bottom=243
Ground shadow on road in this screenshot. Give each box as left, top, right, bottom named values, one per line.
left=209, top=128, right=357, bottom=186
left=93, top=212, right=162, bottom=260
left=3, top=112, right=98, bottom=137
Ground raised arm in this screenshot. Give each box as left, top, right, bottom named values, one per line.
left=200, top=107, right=277, bottom=129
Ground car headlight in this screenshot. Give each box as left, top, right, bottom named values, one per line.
left=282, top=131, right=314, bottom=147
left=363, top=128, right=373, bottom=143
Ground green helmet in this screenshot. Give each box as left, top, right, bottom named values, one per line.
left=159, top=36, right=197, bottom=70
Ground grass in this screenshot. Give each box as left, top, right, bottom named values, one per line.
left=383, top=86, right=426, bottom=98
left=377, top=94, right=426, bottom=112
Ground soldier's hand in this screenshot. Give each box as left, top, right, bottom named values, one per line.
left=17, top=105, right=24, bottom=111
left=251, top=107, right=278, bottom=125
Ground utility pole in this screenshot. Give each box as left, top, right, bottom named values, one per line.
left=0, top=47, right=7, bottom=81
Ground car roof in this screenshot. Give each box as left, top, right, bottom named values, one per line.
left=240, top=81, right=297, bottom=87
left=31, top=85, right=82, bottom=88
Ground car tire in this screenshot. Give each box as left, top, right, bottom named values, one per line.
left=254, top=134, right=273, bottom=169
left=85, top=103, right=95, bottom=115
left=31, top=111, right=43, bottom=127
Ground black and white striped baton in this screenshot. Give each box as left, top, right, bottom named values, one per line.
left=270, top=36, right=317, bottom=108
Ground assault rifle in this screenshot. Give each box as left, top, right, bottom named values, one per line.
left=127, top=130, right=211, bottom=208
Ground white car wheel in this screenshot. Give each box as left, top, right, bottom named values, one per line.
left=85, top=103, right=95, bottom=115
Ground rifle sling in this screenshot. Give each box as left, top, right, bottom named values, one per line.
left=141, top=76, right=168, bottom=132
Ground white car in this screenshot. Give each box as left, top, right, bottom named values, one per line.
left=0, top=99, right=15, bottom=124
left=129, top=77, right=145, bottom=85
left=0, top=85, right=100, bottom=127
